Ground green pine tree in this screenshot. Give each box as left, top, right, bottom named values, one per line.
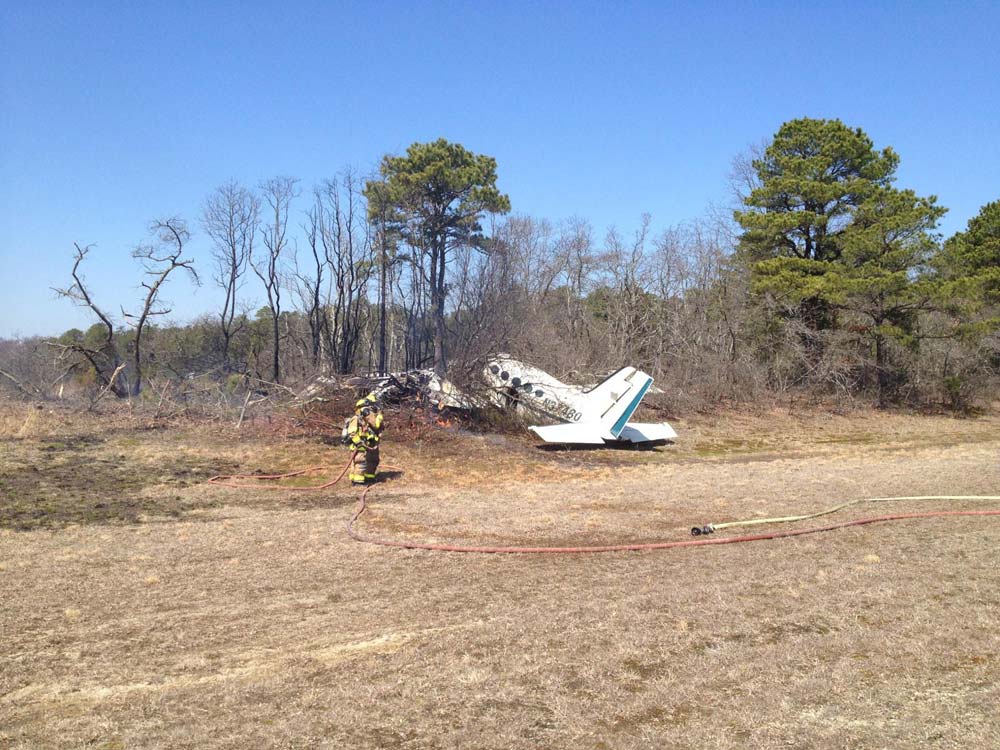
left=365, top=139, right=510, bottom=375
left=736, top=118, right=947, bottom=404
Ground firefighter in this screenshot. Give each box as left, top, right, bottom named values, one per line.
left=343, top=393, right=384, bottom=485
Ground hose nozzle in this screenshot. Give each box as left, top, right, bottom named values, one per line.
left=690, top=524, right=715, bottom=537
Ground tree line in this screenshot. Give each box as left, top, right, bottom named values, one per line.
left=2, top=122, right=998, bottom=411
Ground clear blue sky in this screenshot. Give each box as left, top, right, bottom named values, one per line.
left=2, top=1, right=998, bottom=337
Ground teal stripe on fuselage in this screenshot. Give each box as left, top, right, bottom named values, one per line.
left=610, top=377, right=651, bottom=437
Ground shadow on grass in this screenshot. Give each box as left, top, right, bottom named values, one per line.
left=536, top=440, right=671, bottom=452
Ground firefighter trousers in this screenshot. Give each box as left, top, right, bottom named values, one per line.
left=350, top=445, right=379, bottom=484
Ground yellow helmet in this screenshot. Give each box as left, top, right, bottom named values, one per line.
left=355, top=393, right=377, bottom=411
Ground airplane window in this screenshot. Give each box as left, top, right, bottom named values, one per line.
left=490, top=365, right=500, bottom=374
left=500, top=371, right=509, bottom=381
left=535, top=390, right=544, bottom=397
left=511, top=377, right=521, bottom=386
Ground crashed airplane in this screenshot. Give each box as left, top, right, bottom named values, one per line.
left=484, top=355, right=677, bottom=446
left=297, top=355, right=677, bottom=446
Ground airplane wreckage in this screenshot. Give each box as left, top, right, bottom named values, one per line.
left=483, top=355, right=677, bottom=445
left=297, top=355, right=677, bottom=447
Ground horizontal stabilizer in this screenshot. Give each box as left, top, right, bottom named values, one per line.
left=529, top=424, right=606, bottom=444
left=530, top=421, right=677, bottom=445
left=616, top=423, right=678, bottom=443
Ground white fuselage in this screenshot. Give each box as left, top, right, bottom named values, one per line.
left=485, top=356, right=590, bottom=423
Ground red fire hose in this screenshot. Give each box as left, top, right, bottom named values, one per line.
left=209, top=455, right=1000, bottom=554
left=346, top=487, right=1000, bottom=554
left=207, top=452, right=357, bottom=491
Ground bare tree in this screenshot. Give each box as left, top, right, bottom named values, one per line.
left=601, top=214, right=656, bottom=366
left=123, top=218, right=200, bottom=395
left=202, top=181, right=259, bottom=371
left=448, top=221, right=521, bottom=371
left=298, top=198, right=328, bottom=370
left=51, top=220, right=198, bottom=399
left=398, top=243, right=430, bottom=370
left=324, top=171, right=375, bottom=374
left=727, top=138, right=768, bottom=208
left=51, top=243, right=129, bottom=397
left=253, top=176, right=299, bottom=384
left=365, top=179, right=400, bottom=375
left=0, top=336, right=56, bottom=399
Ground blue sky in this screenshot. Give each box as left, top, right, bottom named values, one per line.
left=2, top=1, right=998, bottom=337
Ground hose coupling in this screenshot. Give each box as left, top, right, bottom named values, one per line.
left=690, top=524, right=715, bottom=537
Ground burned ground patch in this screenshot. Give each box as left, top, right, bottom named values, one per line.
left=0, top=435, right=238, bottom=530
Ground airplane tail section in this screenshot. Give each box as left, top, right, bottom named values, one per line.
left=582, top=367, right=653, bottom=439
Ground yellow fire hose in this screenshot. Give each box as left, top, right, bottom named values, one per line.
left=692, top=495, right=1000, bottom=535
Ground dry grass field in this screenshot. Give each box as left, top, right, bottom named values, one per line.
left=2, top=401, right=999, bottom=749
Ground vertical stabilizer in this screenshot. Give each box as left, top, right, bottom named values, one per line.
left=600, top=373, right=653, bottom=438
left=579, top=368, right=654, bottom=438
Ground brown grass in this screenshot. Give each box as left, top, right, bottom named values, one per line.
left=1, top=400, right=999, bottom=748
